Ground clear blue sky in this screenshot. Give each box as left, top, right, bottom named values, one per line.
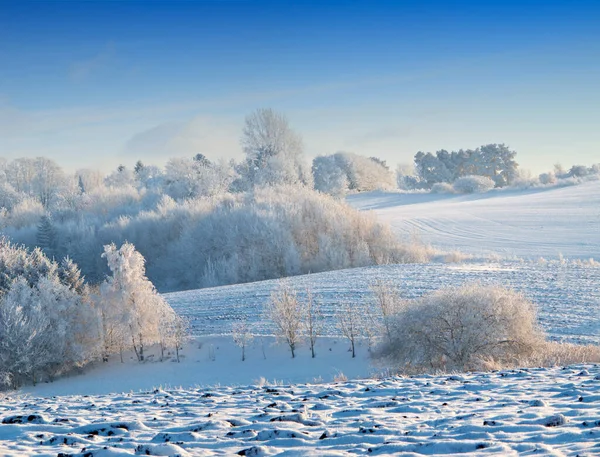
left=1, top=0, right=599, bottom=172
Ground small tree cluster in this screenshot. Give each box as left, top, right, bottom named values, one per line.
left=266, top=282, right=323, bottom=359
left=414, top=144, right=518, bottom=188
left=0, top=238, right=95, bottom=389
left=0, top=239, right=187, bottom=390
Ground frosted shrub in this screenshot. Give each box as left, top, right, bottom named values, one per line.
left=452, top=175, right=495, bottom=194
left=430, top=182, right=454, bottom=194
left=539, top=172, right=557, bottom=185
left=376, top=284, right=545, bottom=373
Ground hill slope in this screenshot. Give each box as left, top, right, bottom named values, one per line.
left=347, top=180, right=600, bottom=259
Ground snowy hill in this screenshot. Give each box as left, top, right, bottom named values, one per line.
left=14, top=259, right=597, bottom=400
left=166, top=261, right=600, bottom=345
left=347, top=180, right=600, bottom=259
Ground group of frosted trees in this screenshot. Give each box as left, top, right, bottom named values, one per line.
left=260, top=280, right=553, bottom=374
left=0, top=109, right=426, bottom=291
left=1, top=108, right=597, bottom=292
left=253, top=281, right=401, bottom=362
left=0, top=239, right=183, bottom=389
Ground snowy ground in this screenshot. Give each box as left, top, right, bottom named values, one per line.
left=347, top=180, right=600, bottom=260
left=20, top=337, right=374, bottom=398
left=3, top=364, right=600, bottom=456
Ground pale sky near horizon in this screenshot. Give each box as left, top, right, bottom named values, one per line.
left=1, top=0, right=599, bottom=174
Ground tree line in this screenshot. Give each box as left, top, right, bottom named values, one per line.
left=0, top=239, right=184, bottom=390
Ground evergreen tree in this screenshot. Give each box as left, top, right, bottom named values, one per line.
left=36, top=215, right=56, bottom=259
left=58, top=256, right=85, bottom=294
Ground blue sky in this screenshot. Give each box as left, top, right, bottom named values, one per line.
left=1, top=0, right=599, bottom=172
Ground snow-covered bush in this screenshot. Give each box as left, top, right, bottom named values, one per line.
left=538, top=172, right=557, bottom=185
left=376, top=284, right=545, bottom=373
left=430, top=182, right=454, bottom=194
left=452, top=175, right=495, bottom=194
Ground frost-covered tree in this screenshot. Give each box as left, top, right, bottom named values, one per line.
left=105, top=165, right=135, bottom=188
left=312, top=155, right=349, bottom=197
left=99, top=242, right=179, bottom=362
left=414, top=151, right=454, bottom=186
left=36, top=215, right=56, bottom=258
left=240, top=108, right=312, bottom=188
left=164, top=156, right=234, bottom=200
left=370, top=280, right=402, bottom=344
left=0, top=278, right=54, bottom=387
left=313, top=152, right=395, bottom=195
left=58, top=256, right=85, bottom=294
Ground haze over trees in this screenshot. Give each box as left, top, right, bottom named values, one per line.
left=1, top=109, right=598, bottom=294
left=0, top=109, right=431, bottom=292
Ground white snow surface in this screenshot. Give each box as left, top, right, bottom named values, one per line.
left=3, top=364, right=600, bottom=456
left=347, top=180, right=600, bottom=259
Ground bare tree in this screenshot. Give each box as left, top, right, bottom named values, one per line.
left=336, top=301, right=363, bottom=358
left=302, top=288, right=322, bottom=358
left=370, top=279, right=402, bottom=344
left=232, top=319, right=254, bottom=362
left=267, top=281, right=303, bottom=358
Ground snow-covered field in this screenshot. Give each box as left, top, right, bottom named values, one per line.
left=347, top=180, right=600, bottom=260
left=3, top=364, right=600, bottom=456
left=167, top=260, right=600, bottom=345
left=3, top=180, right=600, bottom=456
